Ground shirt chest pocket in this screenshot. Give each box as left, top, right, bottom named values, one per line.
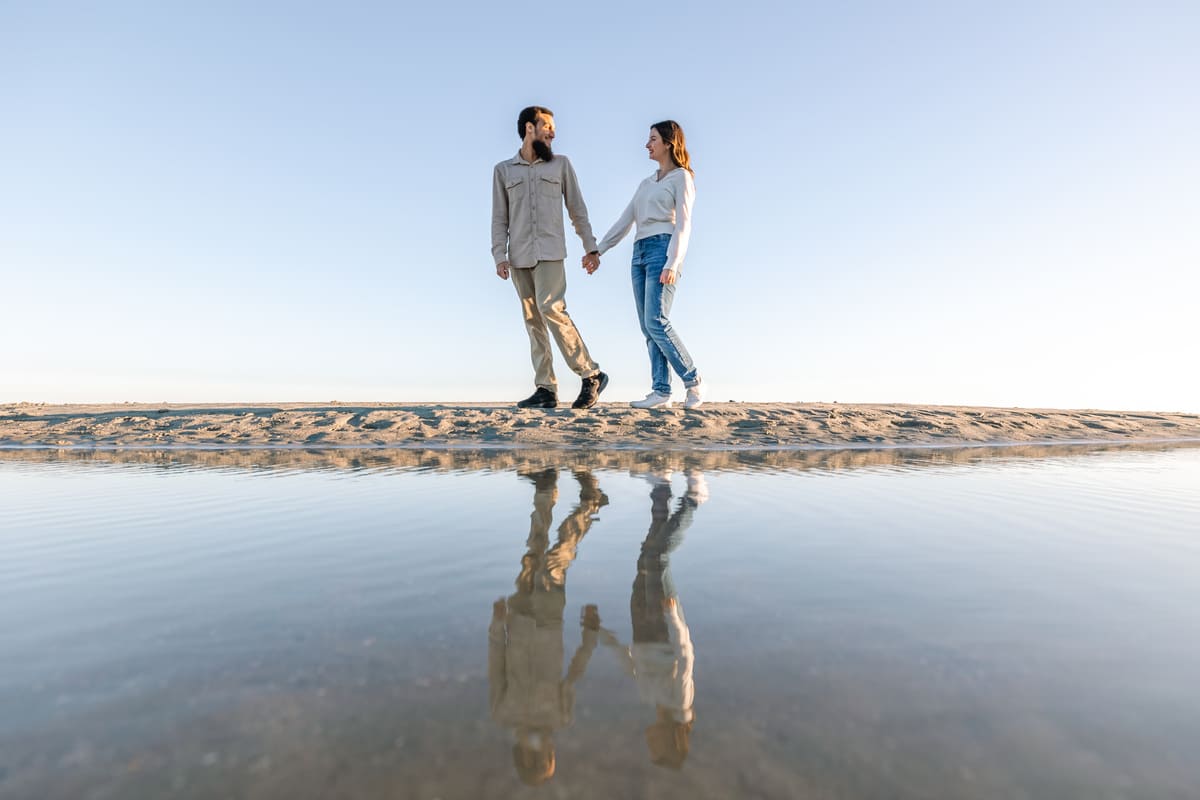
left=504, top=177, right=525, bottom=200
left=538, top=176, right=561, bottom=198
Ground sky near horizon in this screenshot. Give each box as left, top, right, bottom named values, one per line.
left=3, top=1, right=1197, bottom=411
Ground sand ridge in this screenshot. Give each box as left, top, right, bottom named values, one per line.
left=2, top=402, right=1199, bottom=449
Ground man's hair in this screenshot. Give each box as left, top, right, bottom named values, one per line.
left=518, top=106, right=554, bottom=140
left=512, top=741, right=556, bottom=785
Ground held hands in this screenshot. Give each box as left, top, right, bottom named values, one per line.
left=496, top=261, right=511, bottom=280
left=581, top=604, right=601, bottom=631
left=660, top=267, right=678, bottom=285
left=581, top=252, right=600, bottom=274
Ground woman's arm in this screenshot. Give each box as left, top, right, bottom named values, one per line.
left=596, top=197, right=636, bottom=255
left=663, top=171, right=696, bottom=274
left=488, top=600, right=508, bottom=714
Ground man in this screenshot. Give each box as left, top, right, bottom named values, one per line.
left=489, top=468, right=609, bottom=785
left=492, top=106, right=609, bottom=409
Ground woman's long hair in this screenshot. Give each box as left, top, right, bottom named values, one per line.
left=652, top=120, right=694, bottom=175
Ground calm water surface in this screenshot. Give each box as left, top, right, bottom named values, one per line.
left=1, top=445, right=1198, bottom=799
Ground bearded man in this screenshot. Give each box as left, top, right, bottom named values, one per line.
left=491, top=106, right=608, bottom=409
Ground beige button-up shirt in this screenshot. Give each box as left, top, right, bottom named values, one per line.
left=492, top=152, right=598, bottom=268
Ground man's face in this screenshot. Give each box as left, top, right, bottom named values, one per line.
left=532, top=114, right=555, bottom=144
left=529, top=114, right=555, bottom=161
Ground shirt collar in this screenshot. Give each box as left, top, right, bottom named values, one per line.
left=511, top=149, right=544, bottom=166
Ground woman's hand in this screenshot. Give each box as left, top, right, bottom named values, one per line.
left=660, top=268, right=679, bottom=285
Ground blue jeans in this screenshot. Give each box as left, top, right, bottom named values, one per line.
left=631, top=233, right=699, bottom=395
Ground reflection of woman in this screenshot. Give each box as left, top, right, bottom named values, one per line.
left=602, top=470, right=707, bottom=769
left=488, top=468, right=607, bottom=786
left=594, top=121, right=705, bottom=409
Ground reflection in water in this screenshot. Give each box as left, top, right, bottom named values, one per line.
left=7, top=440, right=1197, bottom=477
left=602, top=470, right=707, bottom=770
left=2, top=446, right=1200, bottom=798
left=487, top=467, right=709, bottom=781
left=488, top=469, right=607, bottom=785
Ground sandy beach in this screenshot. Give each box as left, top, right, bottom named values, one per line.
left=2, top=402, right=1198, bottom=450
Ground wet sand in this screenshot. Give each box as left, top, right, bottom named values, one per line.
left=2, top=402, right=1199, bottom=449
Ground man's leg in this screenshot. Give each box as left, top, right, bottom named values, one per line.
left=511, top=468, right=558, bottom=607
left=531, top=260, right=599, bottom=378
left=511, top=265, right=557, bottom=392
left=545, top=470, right=608, bottom=587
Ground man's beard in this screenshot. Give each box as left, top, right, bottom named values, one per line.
left=532, top=139, right=554, bottom=161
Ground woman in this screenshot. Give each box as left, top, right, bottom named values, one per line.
left=593, top=121, right=704, bottom=409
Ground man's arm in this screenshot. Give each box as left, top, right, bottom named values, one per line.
left=561, top=157, right=598, bottom=254
left=491, top=165, right=511, bottom=278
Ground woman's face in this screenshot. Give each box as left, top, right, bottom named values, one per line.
left=646, top=128, right=667, bottom=162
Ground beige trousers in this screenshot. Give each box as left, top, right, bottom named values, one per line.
left=511, top=260, right=599, bottom=392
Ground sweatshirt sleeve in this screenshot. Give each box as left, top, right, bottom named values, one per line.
left=596, top=196, right=636, bottom=255
left=491, top=164, right=510, bottom=266
left=488, top=618, right=507, bottom=715
left=663, top=171, right=695, bottom=273
left=561, top=157, right=599, bottom=253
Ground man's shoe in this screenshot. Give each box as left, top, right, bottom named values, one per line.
left=517, top=387, right=557, bottom=408
left=631, top=391, right=672, bottom=409
left=520, top=467, right=558, bottom=493
left=683, top=381, right=706, bottom=409
left=572, top=371, right=609, bottom=409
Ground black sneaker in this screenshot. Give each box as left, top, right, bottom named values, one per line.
left=572, top=371, right=609, bottom=409
left=517, top=387, right=557, bottom=408
left=519, top=467, right=558, bottom=493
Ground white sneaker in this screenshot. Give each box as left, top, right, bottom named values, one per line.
left=631, top=391, right=673, bottom=409
left=685, top=470, right=709, bottom=504
left=634, top=469, right=674, bottom=487
left=683, top=382, right=705, bottom=409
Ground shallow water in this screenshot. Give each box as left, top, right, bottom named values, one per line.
left=1, top=444, right=1198, bottom=799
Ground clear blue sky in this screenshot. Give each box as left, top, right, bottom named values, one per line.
left=3, top=1, right=1197, bottom=410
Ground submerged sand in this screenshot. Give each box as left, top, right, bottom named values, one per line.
left=2, top=402, right=1198, bottom=449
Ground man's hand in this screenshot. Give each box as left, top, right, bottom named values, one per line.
left=660, top=267, right=678, bottom=285
left=496, top=261, right=511, bottom=280
left=582, top=252, right=600, bottom=274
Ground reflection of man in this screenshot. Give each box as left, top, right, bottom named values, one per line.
left=488, top=468, right=608, bottom=785
left=492, top=106, right=609, bottom=410
left=602, top=469, right=707, bottom=769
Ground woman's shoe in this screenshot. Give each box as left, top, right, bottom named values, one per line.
left=683, top=382, right=705, bottom=409
left=631, top=391, right=673, bottom=409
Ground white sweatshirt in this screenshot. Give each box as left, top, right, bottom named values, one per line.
left=596, top=168, right=695, bottom=273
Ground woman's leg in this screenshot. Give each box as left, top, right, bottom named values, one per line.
left=641, top=241, right=699, bottom=387
left=632, top=253, right=671, bottom=395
